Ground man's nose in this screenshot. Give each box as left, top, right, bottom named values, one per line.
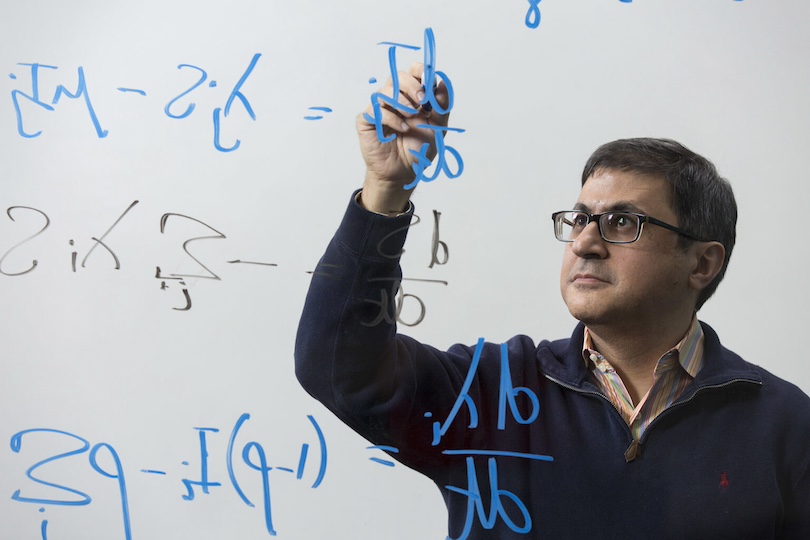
left=571, top=221, right=608, bottom=258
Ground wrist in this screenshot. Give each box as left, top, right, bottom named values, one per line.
left=358, top=176, right=413, bottom=216
left=356, top=190, right=412, bottom=217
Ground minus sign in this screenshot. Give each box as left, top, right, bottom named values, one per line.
left=227, top=260, right=278, bottom=266
left=118, top=88, right=147, bottom=96
left=140, top=469, right=167, bottom=475
left=369, top=457, right=396, bottom=467
left=402, top=278, right=448, bottom=285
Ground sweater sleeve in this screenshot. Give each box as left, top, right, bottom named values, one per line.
left=294, top=191, right=501, bottom=474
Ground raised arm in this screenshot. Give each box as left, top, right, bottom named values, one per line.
left=294, top=64, right=468, bottom=468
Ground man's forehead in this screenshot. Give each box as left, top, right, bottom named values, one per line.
left=576, top=170, right=672, bottom=215
left=573, top=200, right=649, bottom=214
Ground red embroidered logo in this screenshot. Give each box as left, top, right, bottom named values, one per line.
left=719, top=472, right=730, bottom=491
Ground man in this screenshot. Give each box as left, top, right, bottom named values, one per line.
left=295, top=63, right=810, bottom=539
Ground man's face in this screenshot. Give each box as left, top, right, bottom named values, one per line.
left=560, top=169, right=697, bottom=330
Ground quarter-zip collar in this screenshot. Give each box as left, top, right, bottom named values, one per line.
left=538, top=321, right=763, bottom=462
left=537, top=321, right=762, bottom=394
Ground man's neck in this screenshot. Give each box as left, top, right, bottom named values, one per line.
left=586, top=315, right=695, bottom=405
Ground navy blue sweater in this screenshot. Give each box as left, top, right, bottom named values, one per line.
left=295, top=194, right=810, bottom=539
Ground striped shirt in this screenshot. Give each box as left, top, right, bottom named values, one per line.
left=582, top=317, right=704, bottom=441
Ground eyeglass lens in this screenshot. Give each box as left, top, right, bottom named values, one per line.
left=555, top=212, right=641, bottom=243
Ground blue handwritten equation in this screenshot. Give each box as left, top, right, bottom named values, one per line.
left=1, top=202, right=450, bottom=318
left=8, top=54, right=261, bottom=152
left=364, top=28, right=465, bottom=191
left=7, top=413, right=327, bottom=539
left=358, top=338, right=553, bottom=539
left=432, top=339, right=552, bottom=539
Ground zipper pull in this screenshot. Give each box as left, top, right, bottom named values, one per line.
left=625, top=439, right=641, bottom=462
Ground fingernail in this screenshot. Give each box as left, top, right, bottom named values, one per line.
left=400, top=121, right=409, bottom=131
left=417, top=90, right=425, bottom=102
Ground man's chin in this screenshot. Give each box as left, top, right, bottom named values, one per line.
left=564, top=300, right=614, bottom=329
left=565, top=308, right=600, bottom=327
left=563, top=294, right=604, bottom=322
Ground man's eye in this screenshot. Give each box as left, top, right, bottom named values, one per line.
left=608, top=214, right=631, bottom=228
left=573, top=214, right=589, bottom=227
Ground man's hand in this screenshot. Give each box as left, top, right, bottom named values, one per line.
left=356, top=62, right=450, bottom=215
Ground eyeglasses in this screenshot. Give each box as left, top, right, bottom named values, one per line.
left=551, top=210, right=704, bottom=244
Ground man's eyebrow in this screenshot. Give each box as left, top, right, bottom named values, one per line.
left=573, top=201, right=648, bottom=214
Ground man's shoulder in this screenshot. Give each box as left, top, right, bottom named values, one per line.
left=442, top=330, right=581, bottom=369
left=739, top=359, right=810, bottom=412
left=495, top=325, right=584, bottom=363
left=701, top=321, right=810, bottom=415
left=499, top=325, right=587, bottom=385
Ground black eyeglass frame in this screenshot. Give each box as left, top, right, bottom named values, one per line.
left=551, top=210, right=706, bottom=244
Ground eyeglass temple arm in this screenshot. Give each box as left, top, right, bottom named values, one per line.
left=645, top=216, right=704, bottom=242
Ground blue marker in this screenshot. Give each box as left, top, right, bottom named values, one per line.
left=421, top=71, right=437, bottom=113
left=421, top=27, right=438, bottom=113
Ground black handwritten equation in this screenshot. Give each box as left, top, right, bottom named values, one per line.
left=6, top=413, right=326, bottom=539
left=0, top=201, right=451, bottom=319
left=344, top=210, right=451, bottom=328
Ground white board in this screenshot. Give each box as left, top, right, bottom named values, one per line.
left=1, top=1, right=808, bottom=538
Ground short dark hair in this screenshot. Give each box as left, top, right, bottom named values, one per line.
left=581, top=138, right=737, bottom=310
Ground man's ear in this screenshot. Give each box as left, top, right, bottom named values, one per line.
left=689, top=241, right=725, bottom=292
